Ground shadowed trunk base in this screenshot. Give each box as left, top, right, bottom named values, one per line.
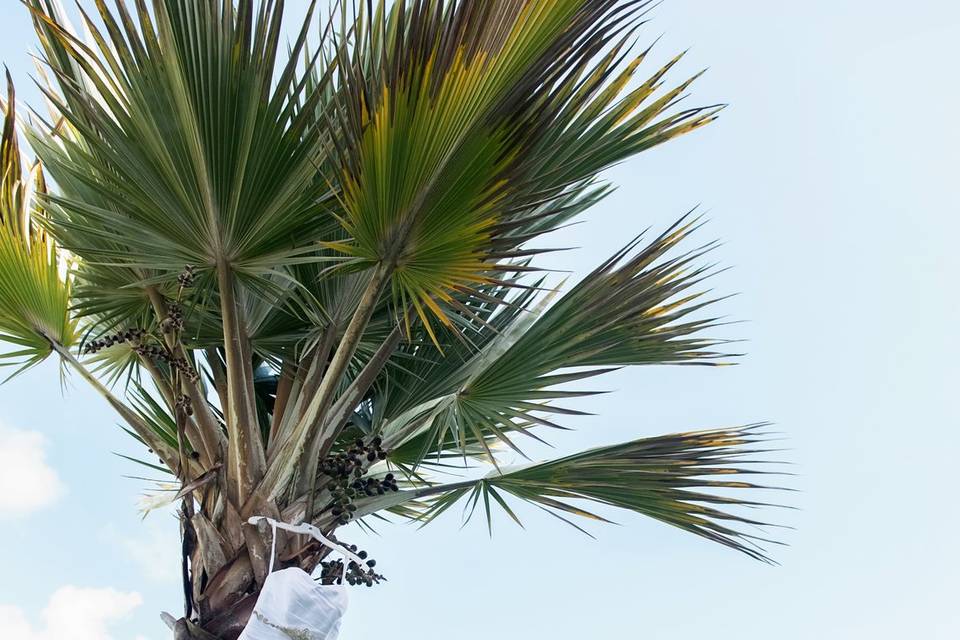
left=201, top=593, right=258, bottom=639
left=170, top=600, right=254, bottom=640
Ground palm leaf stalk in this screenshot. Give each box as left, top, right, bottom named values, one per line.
left=0, top=1, right=789, bottom=638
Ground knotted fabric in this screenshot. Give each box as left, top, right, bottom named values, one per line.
left=238, top=517, right=365, bottom=640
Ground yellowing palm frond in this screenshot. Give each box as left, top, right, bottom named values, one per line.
left=322, top=0, right=721, bottom=334
left=0, top=75, right=76, bottom=375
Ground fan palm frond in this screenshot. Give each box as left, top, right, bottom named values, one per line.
left=380, top=215, right=733, bottom=463
left=320, top=0, right=720, bottom=334
left=28, top=0, right=335, bottom=278
left=0, top=73, right=76, bottom=375
left=369, top=425, right=784, bottom=562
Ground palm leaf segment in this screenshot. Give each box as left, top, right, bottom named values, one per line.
left=412, top=425, right=782, bottom=562
left=0, top=74, right=76, bottom=373
left=382, top=217, right=730, bottom=463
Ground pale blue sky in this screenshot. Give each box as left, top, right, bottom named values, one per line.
left=1, top=2, right=958, bottom=639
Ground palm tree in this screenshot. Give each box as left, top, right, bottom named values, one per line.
left=1, top=1, right=783, bottom=638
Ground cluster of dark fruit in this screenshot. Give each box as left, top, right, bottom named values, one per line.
left=356, top=473, right=400, bottom=497
left=327, top=474, right=400, bottom=525
left=319, top=438, right=398, bottom=525
left=83, top=328, right=146, bottom=355
left=175, top=394, right=193, bottom=417
left=133, top=344, right=200, bottom=382
left=171, top=356, right=200, bottom=383
left=317, top=546, right=385, bottom=587
left=132, top=343, right=169, bottom=361
left=161, top=303, right=185, bottom=333
left=319, top=437, right=389, bottom=480
left=177, top=265, right=196, bottom=288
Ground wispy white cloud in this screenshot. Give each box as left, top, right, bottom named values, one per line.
left=0, top=423, right=65, bottom=518
left=0, top=586, right=143, bottom=640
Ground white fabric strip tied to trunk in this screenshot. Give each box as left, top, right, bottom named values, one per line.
left=238, top=516, right=366, bottom=640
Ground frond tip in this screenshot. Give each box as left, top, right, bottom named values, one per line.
left=418, top=424, right=788, bottom=563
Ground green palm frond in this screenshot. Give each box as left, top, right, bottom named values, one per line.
left=126, top=381, right=180, bottom=451
left=381, top=215, right=732, bottom=463
left=407, top=425, right=784, bottom=562
left=26, top=0, right=337, bottom=323
left=0, top=74, right=76, bottom=375
left=375, top=276, right=540, bottom=418
left=320, top=0, right=720, bottom=335
left=495, top=215, right=730, bottom=371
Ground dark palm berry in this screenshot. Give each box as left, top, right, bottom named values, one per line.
left=358, top=551, right=368, bottom=559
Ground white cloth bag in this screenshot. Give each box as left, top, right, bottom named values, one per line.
left=238, top=517, right=365, bottom=640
